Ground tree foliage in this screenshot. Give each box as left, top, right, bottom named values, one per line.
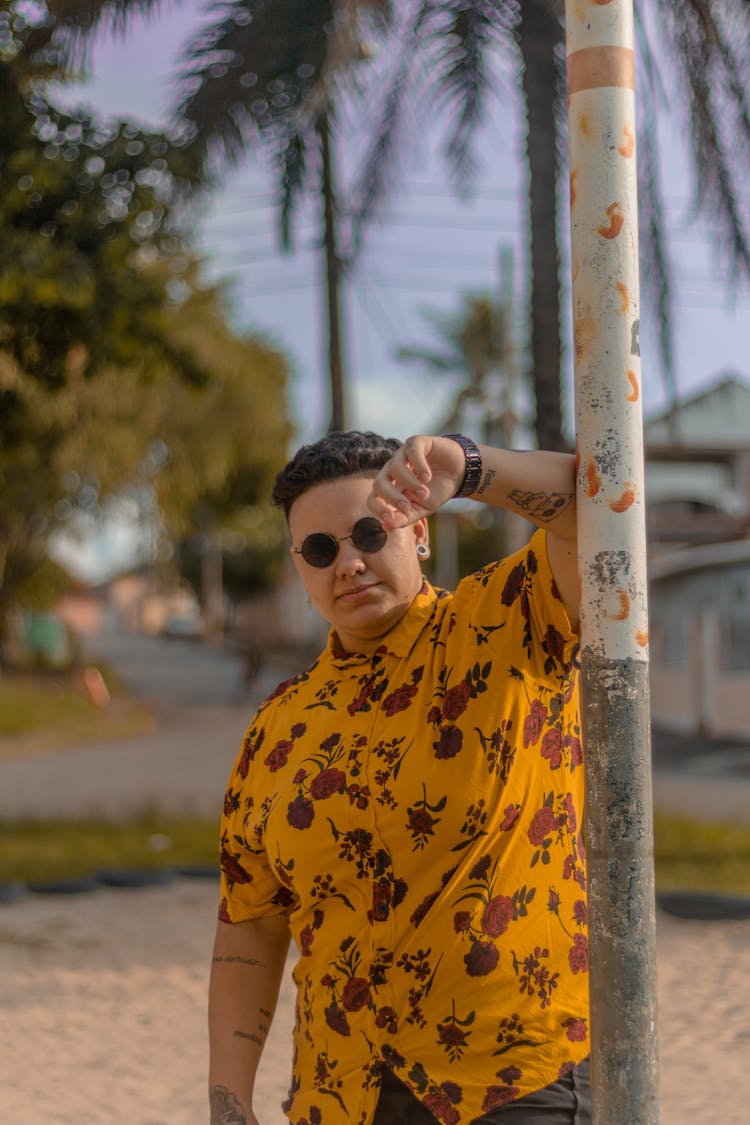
left=0, top=3, right=293, bottom=626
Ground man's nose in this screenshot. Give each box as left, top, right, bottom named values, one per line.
left=335, top=539, right=366, bottom=576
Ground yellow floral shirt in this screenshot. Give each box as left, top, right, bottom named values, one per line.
left=219, top=530, right=589, bottom=1125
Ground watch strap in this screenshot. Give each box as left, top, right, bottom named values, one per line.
left=442, top=434, right=483, bottom=498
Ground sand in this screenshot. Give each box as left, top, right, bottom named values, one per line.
left=1, top=878, right=749, bottom=1124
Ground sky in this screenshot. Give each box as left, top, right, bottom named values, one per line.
left=48, top=1, right=749, bottom=576
left=51, top=2, right=750, bottom=436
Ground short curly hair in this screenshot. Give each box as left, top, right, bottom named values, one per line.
left=271, top=430, right=401, bottom=518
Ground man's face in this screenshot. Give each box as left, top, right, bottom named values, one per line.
left=288, top=475, right=429, bottom=655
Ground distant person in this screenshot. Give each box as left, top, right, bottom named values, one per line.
left=209, top=431, right=589, bottom=1124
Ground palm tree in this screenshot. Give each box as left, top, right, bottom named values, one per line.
left=46, top=0, right=393, bottom=431
left=350, top=0, right=750, bottom=450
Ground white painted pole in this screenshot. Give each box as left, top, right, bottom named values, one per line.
left=564, top=2, right=660, bottom=1121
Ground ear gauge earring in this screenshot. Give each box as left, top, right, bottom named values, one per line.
left=416, top=543, right=431, bottom=560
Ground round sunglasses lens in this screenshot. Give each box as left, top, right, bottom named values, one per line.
left=301, top=533, right=338, bottom=568
left=351, top=518, right=387, bottom=553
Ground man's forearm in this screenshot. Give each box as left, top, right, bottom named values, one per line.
left=472, top=446, right=577, bottom=542
left=208, top=915, right=291, bottom=1124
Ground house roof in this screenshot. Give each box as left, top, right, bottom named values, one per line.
left=645, top=372, right=750, bottom=450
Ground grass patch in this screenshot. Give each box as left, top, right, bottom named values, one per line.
left=0, top=812, right=219, bottom=884
left=1, top=809, right=749, bottom=894
left=654, top=810, right=750, bottom=894
left=0, top=668, right=154, bottom=757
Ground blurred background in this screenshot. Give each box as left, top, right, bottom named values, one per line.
left=1, top=0, right=749, bottom=748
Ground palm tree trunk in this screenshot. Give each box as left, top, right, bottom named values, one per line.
left=518, top=0, right=566, bottom=451
left=318, top=113, right=347, bottom=432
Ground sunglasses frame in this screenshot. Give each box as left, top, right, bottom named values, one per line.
left=292, top=516, right=388, bottom=568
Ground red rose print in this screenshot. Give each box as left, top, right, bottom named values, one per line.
left=573, top=899, right=587, bottom=924
left=410, top=891, right=438, bottom=928
left=438, top=1023, right=468, bottom=1050
left=562, top=1017, right=588, bottom=1042
left=497, top=1066, right=522, bottom=1085
left=290, top=722, right=307, bottom=738
left=563, top=793, right=577, bottom=832
left=375, top=1006, right=398, bottom=1032
left=427, top=705, right=442, bottom=724
left=264, top=739, right=293, bottom=771
left=408, top=807, right=438, bottom=836
left=324, top=1004, right=351, bottom=1036
left=568, top=735, right=584, bottom=767
left=563, top=854, right=576, bottom=880
left=299, top=925, right=314, bottom=956
left=568, top=932, right=589, bottom=974
left=287, top=795, right=315, bottom=829
left=541, top=728, right=563, bottom=769
left=434, top=725, right=463, bottom=759
left=310, top=768, right=346, bottom=799
left=341, top=977, right=371, bottom=1012
left=217, top=897, right=231, bottom=923
left=443, top=680, right=472, bottom=721
left=310, top=1109, right=322, bottom=1125
left=220, top=848, right=253, bottom=885
left=501, top=562, right=525, bottom=606
left=481, top=895, right=514, bottom=938
left=370, top=881, right=391, bottom=923
left=482, top=1085, right=520, bottom=1111
left=499, top=804, right=520, bottom=831
left=382, top=683, right=418, bottom=715
left=293, top=768, right=307, bottom=785
left=545, top=623, right=566, bottom=664
left=528, top=805, right=556, bottom=846
left=453, top=910, right=472, bottom=932
left=523, top=700, right=547, bottom=747
left=469, top=855, right=492, bottom=880
left=422, top=1089, right=460, bottom=1124
left=464, top=940, right=500, bottom=977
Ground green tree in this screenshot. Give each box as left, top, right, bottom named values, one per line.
left=0, top=8, right=292, bottom=637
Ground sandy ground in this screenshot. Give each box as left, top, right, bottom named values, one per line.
left=1, top=879, right=749, bottom=1125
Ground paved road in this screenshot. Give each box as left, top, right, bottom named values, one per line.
left=1, top=632, right=749, bottom=824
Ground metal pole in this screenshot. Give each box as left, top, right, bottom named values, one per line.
left=564, top=3, right=659, bottom=1122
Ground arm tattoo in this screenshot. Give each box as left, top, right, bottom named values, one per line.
left=212, top=955, right=263, bottom=967
left=209, top=1084, right=247, bottom=1124
left=508, top=488, right=574, bottom=522
left=476, top=468, right=496, bottom=495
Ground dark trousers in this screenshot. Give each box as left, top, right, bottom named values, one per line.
left=372, top=1059, right=591, bottom=1124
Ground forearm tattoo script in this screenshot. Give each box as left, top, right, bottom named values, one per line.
left=508, top=488, right=574, bottom=522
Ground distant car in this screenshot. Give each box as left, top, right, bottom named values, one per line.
left=161, top=614, right=204, bottom=640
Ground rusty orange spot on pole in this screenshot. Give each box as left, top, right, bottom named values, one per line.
left=585, top=458, right=601, bottom=497
left=618, top=123, right=635, bottom=158
left=610, top=589, right=631, bottom=621
left=574, top=318, right=596, bottom=361
left=597, top=202, right=624, bottom=239
left=579, top=112, right=592, bottom=137
left=635, top=629, right=649, bottom=648
left=626, top=369, right=640, bottom=401
left=616, top=281, right=630, bottom=313
left=609, top=482, right=636, bottom=512
left=570, top=170, right=578, bottom=207
left=593, top=0, right=615, bottom=5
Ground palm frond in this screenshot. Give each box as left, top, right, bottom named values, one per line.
left=426, top=0, right=516, bottom=183
left=653, top=0, right=750, bottom=281
left=46, top=0, right=168, bottom=72
left=174, top=0, right=335, bottom=170
left=348, top=0, right=436, bottom=256
left=278, top=128, right=310, bottom=250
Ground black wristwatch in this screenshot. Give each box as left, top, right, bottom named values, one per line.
left=442, top=434, right=483, bottom=498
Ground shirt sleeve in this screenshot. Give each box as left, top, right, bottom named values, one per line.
left=461, top=528, right=578, bottom=679
left=217, top=718, right=294, bottom=925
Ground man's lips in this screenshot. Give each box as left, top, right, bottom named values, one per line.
left=336, top=583, right=378, bottom=602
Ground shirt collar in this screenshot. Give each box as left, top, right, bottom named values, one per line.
left=327, top=580, right=443, bottom=668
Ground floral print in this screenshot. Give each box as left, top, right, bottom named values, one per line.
left=219, top=530, right=588, bottom=1124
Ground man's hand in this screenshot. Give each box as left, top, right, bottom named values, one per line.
left=368, top=435, right=465, bottom=528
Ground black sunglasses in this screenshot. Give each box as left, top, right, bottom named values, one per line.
left=292, top=516, right=388, bottom=568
